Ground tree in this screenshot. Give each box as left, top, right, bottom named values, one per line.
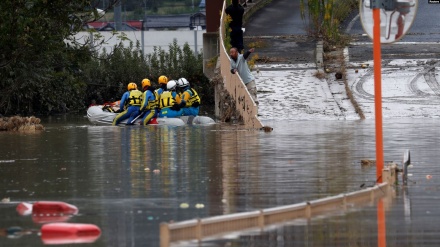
left=0, top=0, right=118, bottom=115
left=80, top=39, right=213, bottom=107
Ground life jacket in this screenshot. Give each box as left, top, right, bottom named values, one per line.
left=159, top=91, right=176, bottom=109
left=184, top=88, right=201, bottom=107
left=154, top=88, right=165, bottom=108
left=102, top=105, right=114, bottom=112
left=127, top=90, right=143, bottom=106
left=144, top=90, right=159, bottom=110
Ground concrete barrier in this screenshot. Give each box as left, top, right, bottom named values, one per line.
left=159, top=181, right=393, bottom=247
left=219, top=1, right=263, bottom=129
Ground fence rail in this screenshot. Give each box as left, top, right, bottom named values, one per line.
left=160, top=182, right=392, bottom=247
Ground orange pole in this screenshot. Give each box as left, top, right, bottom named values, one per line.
left=373, top=8, right=384, bottom=183
left=377, top=198, right=387, bottom=247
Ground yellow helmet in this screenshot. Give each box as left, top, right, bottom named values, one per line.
left=158, top=75, right=168, bottom=85
left=141, top=79, right=151, bottom=89
left=127, top=82, right=137, bottom=91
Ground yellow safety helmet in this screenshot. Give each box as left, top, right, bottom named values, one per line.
left=158, top=75, right=168, bottom=85
left=127, top=82, right=137, bottom=91
left=141, top=79, right=151, bottom=89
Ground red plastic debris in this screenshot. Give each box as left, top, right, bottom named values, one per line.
left=41, top=223, right=101, bottom=244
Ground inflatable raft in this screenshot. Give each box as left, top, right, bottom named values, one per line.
left=87, top=106, right=215, bottom=126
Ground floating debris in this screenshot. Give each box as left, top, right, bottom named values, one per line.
left=1, top=197, right=10, bottom=203
left=335, top=72, right=343, bottom=80
left=360, top=160, right=394, bottom=167
left=195, top=203, right=205, bottom=209
left=361, top=159, right=375, bottom=166
left=260, top=126, right=273, bottom=132
left=426, top=175, right=432, bottom=180
left=0, top=116, right=44, bottom=132
left=179, top=203, right=189, bottom=209
left=0, top=160, right=15, bottom=163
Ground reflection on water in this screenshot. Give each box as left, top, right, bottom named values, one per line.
left=1, top=115, right=440, bottom=246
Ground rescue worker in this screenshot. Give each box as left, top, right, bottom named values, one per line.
left=176, top=78, right=201, bottom=116
left=155, top=75, right=168, bottom=96
left=112, top=82, right=143, bottom=125
left=139, top=78, right=159, bottom=125
left=158, top=80, right=183, bottom=118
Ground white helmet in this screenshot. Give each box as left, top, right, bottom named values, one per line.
left=167, top=80, right=177, bottom=91
left=177, top=78, right=189, bottom=88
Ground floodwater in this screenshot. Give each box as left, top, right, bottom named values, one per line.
left=1, top=115, right=440, bottom=246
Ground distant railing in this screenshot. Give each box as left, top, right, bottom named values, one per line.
left=159, top=182, right=393, bottom=247
left=219, top=1, right=262, bottom=129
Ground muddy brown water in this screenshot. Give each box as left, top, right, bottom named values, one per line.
left=1, top=115, right=440, bottom=246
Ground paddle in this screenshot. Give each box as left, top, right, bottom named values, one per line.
left=130, top=111, right=145, bottom=124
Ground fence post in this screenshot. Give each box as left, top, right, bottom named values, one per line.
left=160, top=223, right=170, bottom=247
left=196, top=218, right=202, bottom=242
left=258, top=210, right=264, bottom=230
left=370, top=188, right=375, bottom=202
left=342, top=195, right=347, bottom=211
left=305, top=202, right=311, bottom=218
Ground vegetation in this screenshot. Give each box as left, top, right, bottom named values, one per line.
left=0, top=0, right=211, bottom=116
left=223, top=14, right=233, bottom=52
left=0, top=0, right=118, bottom=115
left=82, top=40, right=212, bottom=106
left=300, top=0, right=357, bottom=48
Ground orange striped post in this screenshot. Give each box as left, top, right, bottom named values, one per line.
left=373, top=8, right=384, bottom=183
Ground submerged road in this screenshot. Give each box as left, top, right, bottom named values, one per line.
left=343, top=0, right=440, bottom=118
left=244, top=0, right=440, bottom=121
left=243, top=0, right=352, bottom=121
left=243, top=0, right=314, bottom=64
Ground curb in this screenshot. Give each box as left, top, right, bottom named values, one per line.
left=318, top=41, right=365, bottom=120
left=243, top=0, right=273, bottom=26
left=316, top=41, right=324, bottom=68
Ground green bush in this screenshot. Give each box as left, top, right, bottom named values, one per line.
left=81, top=39, right=213, bottom=107
left=300, top=0, right=357, bottom=46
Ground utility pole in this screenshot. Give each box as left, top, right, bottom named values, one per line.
left=359, top=0, right=418, bottom=183
left=114, top=1, right=122, bottom=30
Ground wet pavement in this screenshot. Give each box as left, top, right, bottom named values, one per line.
left=244, top=0, right=440, bottom=121
left=244, top=0, right=314, bottom=65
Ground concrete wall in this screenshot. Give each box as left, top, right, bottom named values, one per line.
left=218, top=1, right=262, bottom=129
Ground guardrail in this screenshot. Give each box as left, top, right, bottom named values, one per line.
left=219, top=1, right=263, bottom=129
left=160, top=181, right=393, bottom=247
